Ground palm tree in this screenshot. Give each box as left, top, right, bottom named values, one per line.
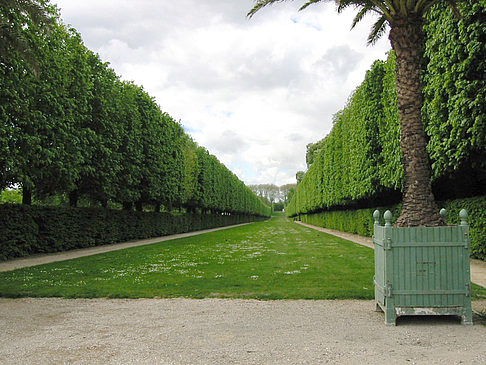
left=0, top=0, right=54, bottom=69
left=249, top=0, right=462, bottom=227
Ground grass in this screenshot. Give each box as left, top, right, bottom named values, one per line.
left=0, top=215, right=485, bottom=300
left=0, top=216, right=376, bottom=299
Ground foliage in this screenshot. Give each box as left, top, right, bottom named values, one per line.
left=423, top=0, right=486, bottom=197
left=248, top=184, right=297, bottom=208
left=1, top=17, right=92, bottom=203
left=0, top=189, right=21, bottom=204
left=273, top=202, right=284, bottom=211
left=0, top=0, right=55, bottom=70
left=295, top=171, right=305, bottom=184
left=297, top=196, right=486, bottom=260
left=287, top=0, right=486, bottom=219
left=280, top=183, right=296, bottom=205
left=250, top=0, right=474, bottom=227
left=306, top=139, right=326, bottom=167
left=0, top=204, right=267, bottom=261
left=287, top=60, right=395, bottom=215
left=442, top=196, right=486, bottom=261
left=0, top=216, right=376, bottom=299
left=0, top=2, right=269, bottom=218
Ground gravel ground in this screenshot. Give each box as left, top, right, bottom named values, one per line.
left=1, top=298, right=485, bottom=364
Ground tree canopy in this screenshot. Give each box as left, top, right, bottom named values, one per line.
left=1, top=2, right=270, bottom=217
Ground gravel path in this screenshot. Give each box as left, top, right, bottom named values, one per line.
left=1, top=221, right=486, bottom=364
left=1, top=298, right=485, bottom=364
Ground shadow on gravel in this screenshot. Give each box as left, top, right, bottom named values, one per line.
left=395, top=313, right=486, bottom=326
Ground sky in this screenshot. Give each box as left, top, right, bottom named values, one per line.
left=53, top=0, right=391, bottom=187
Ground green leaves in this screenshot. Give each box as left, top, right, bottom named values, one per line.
left=288, top=1, right=486, bottom=217
left=287, top=58, right=398, bottom=216
left=423, top=0, right=486, bottom=185
left=1, top=2, right=269, bottom=217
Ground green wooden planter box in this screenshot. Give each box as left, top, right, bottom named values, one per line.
left=373, top=209, right=473, bottom=326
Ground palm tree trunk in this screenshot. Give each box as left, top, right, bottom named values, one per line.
left=389, top=16, right=444, bottom=227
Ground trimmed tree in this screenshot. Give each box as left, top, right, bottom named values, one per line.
left=249, top=0, right=464, bottom=227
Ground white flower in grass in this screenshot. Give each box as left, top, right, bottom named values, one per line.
left=284, top=270, right=301, bottom=275
left=251, top=275, right=259, bottom=280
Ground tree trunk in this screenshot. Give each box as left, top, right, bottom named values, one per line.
left=69, top=190, right=79, bottom=208
left=22, top=186, right=32, bottom=205
left=389, top=16, right=444, bottom=227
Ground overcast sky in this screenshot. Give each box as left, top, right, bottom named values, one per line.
left=53, top=0, right=391, bottom=186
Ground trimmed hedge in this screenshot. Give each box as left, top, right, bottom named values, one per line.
left=297, top=196, right=486, bottom=260
left=286, top=1, right=486, bottom=218
left=0, top=204, right=266, bottom=261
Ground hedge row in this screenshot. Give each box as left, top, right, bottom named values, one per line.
left=297, top=196, right=486, bottom=260
left=0, top=204, right=266, bottom=261
left=287, top=0, right=486, bottom=217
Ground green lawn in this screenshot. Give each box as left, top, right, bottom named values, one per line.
left=1, top=216, right=485, bottom=300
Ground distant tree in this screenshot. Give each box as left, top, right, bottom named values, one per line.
left=280, top=183, right=297, bottom=205
left=306, top=140, right=325, bottom=167
left=265, top=184, right=280, bottom=205
left=296, top=171, right=305, bottom=184
left=248, top=184, right=280, bottom=205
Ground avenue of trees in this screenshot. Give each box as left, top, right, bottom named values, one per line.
left=0, top=2, right=270, bottom=218
left=274, top=1, right=485, bottom=221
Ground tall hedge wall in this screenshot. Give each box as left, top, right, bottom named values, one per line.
left=297, top=196, right=486, bottom=260
left=0, top=2, right=270, bottom=218
left=0, top=204, right=266, bottom=261
left=287, top=0, right=486, bottom=217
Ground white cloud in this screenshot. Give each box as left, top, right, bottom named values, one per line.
left=54, top=0, right=391, bottom=186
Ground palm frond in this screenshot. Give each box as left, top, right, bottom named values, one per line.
left=414, top=0, right=429, bottom=13
left=351, top=6, right=373, bottom=28
left=336, top=0, right=357, bottom=13
left=367, top=14, right=388, bottom=45
left=406, top=0, right=416, bottom=13
left=336, top=1, right=390, bottom=20
left=248, top=0, right=289, bottom=18
left=382, top=0, right=397, bottom=16
left=366, top=0, right=394, bottom=21
left=299, top=0, right=326, bottom=11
